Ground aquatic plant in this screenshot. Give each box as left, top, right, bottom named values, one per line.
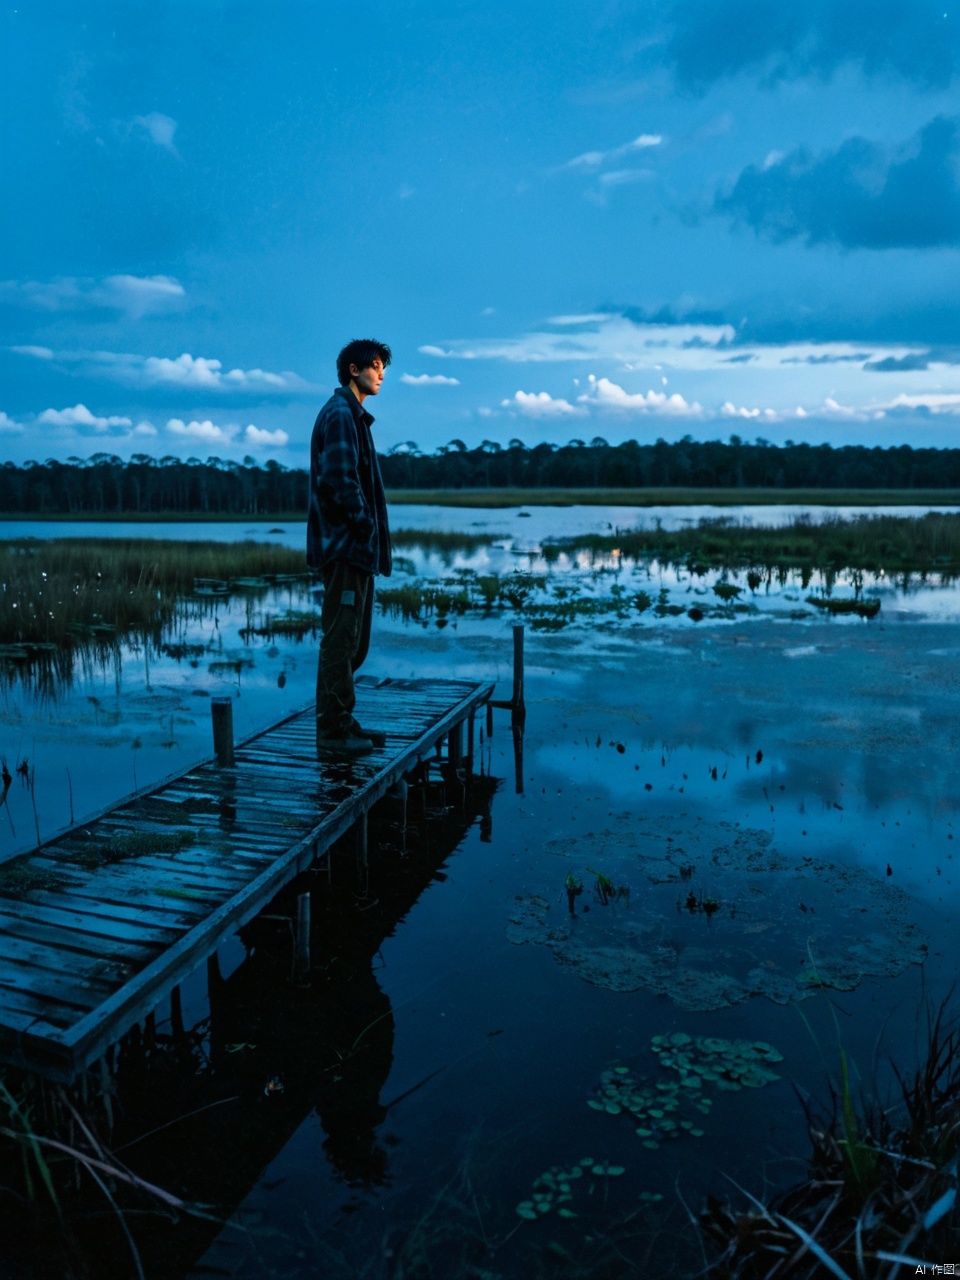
left=806, top=595, right=882, bottom=618
left=651, top=1032, right=783, bottom=1091
left=588, top=1036, right=782, bottom=1157
left=588, top=1063, right=712, bottom=1149
left=587, top=868, right=615, bottom=904
left=516, top=1157, right=628, bottom=1221
left=682, top=888, right=723, bottom=916
left=564, top=873, right=583, bottom=914
left=582, top=868, right=630, bottom=906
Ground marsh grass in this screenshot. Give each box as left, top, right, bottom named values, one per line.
left=698, top=996, right=960, bottom=1277
left=553, top=512, right=960, bottom=580
left=0, top=538, right=311, bottom=651
left=378, top=571, right=759, bottom=630
left=0, top=1067, right=214, bottom=1280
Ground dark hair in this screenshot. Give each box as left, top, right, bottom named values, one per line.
left=336, top=339, right=393, bottom=387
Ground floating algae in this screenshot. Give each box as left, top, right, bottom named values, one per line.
left=507, top=814, right=928, bottom=1011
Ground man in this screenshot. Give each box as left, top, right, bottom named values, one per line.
left=307, top=339, right=393, bottom=754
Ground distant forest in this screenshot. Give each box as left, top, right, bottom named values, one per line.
left=3, top=436, right=960, bottom=515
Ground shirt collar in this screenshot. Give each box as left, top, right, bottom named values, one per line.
left=335, top=383, right=375, bottom=427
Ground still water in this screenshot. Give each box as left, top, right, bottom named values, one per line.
left=0, top=511, right=957, bottom=1278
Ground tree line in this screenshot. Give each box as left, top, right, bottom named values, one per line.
left=2, top=436, right=960, bottom=515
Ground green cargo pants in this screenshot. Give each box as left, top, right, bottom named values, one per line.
left=316, top=561, right=374, bottom=735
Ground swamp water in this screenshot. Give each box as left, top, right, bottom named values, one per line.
left=0, top=509, right=958, bottom=1278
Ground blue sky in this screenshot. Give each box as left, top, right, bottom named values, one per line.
left=3, top=0, right=960, bottom=468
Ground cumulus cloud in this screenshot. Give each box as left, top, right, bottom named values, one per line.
left=665, top=0, right=958, bottom=90
left=0, top=411, right=24, bottom=434
left=400, top=373, right=461, bottom=386
left=819, top=397, right=883, bottom=421
left=143, top=354, right=224, bottom=388
left=721, top=402, right=783, bottom=420
left=162, top=419, right=288, bottom=448
left=38, top=403, right=132, bottom=431
left=500, top=390, right=586, bottom=418
left=717, top=115, right=960, bottom=249
left=131, top=112, right=180, bottom=156
left=577, top=375, right=703, bottom=416
left=143, top=353, right=300, bottom=391
left=1, top=274, right=185, bottom=316
left=244, top=425, right=289, bottom=447
left=166, top=418, right=237, bottom=444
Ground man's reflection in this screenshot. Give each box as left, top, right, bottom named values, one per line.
left=209, top=912, right=395, bottom=1188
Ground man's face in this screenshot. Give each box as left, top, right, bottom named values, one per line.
left=350, top=358, right=385, bottom=398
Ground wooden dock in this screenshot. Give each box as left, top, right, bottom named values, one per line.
left=0, top=676, right=493, bottom=1082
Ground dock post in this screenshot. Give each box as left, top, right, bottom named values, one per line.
left=170, top=983, right=185, bottom=1040
left=466, top=710, right=476, bottom=777
left=511, top=624, right=525, bottom=724
left=444, top=722, right=465, bottom=802
left=356, top=811, right=368, bottom=872
left=513, top=720, right=525, bottom=795
left=486, top=701, right=494, bottom=737
left=389, top=778, right=409, bottom=831
left=293, top=891, right=311, bottom=986
left=211, top=697, right=235, bottom=767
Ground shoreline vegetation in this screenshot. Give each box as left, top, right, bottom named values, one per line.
left=2, top=512, right=959, bottom=672
left=2, top=486, right=960, bottom=518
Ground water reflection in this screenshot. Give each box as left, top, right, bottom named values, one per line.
left=69, top=770, right=502, bottom=1278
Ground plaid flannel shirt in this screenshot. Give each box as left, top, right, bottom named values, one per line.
left=306, top=386, right=392, bottom=576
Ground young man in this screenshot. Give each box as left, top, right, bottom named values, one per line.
left=307, top=339, right=393, bottom=754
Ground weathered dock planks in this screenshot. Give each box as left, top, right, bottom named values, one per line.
left=0, top=676, right=492, bottom=1080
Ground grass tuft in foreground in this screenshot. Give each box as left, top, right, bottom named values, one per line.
left=698, top=996, right=960, bottom=1277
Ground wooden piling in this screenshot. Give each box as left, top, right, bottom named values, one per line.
left=448, top=722, right=463, bottom=770
left=512, top=623, right=525, bottom=707
left=356, top=811, right=369, bottom=871
left=293, top=892, right=311, bottom=986
left=211, top=697, right=235, bottom=767
left=512, top=721, right=525, bottom=795
left=170, top=984, right=184, bottom=1040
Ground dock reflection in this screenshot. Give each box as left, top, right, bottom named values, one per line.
left=78, top=769, right=500, bottom=1279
